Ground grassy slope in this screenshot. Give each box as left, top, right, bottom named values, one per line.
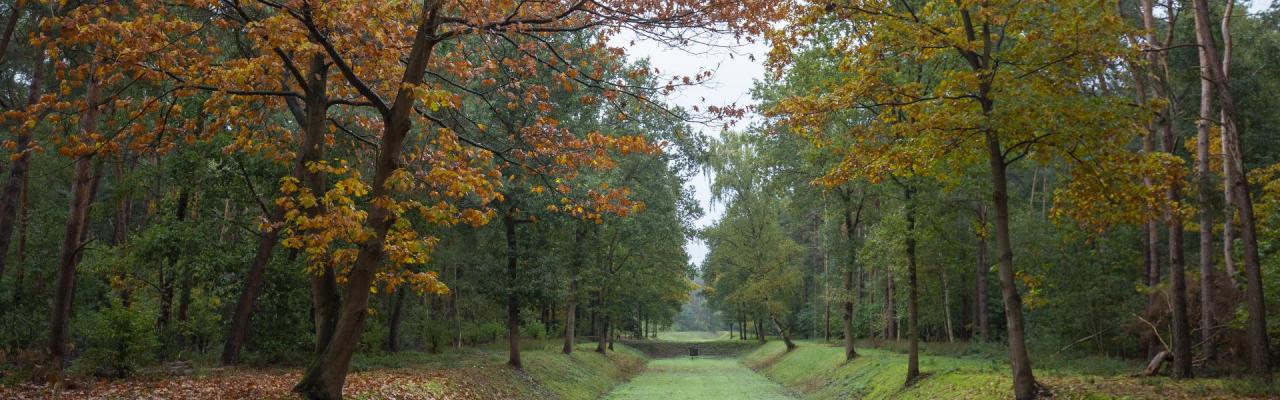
left=743, top=340, right=1279, bottom=400
left=346, top=341, right=648, bottom=399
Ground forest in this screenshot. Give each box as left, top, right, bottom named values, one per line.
left=0, top=0, right=1277, bottom=399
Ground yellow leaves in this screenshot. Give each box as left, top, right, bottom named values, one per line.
left=298, top=193, right=318, bottom=209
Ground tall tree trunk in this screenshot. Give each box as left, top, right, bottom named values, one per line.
left=221, top=208, right=284, bottom=364
left=973, top=204, right=990, bottom=342
left=901, top=184, right=921, bottom=384
left=175, top=190, right=193, bottom=353
left=563, top=225, right=586, bottom=354
left=297, top=54, right=341, bottom=359
left=842, top=191, right=862, bottom=360
left=884, top=269, right=896, bottom=340
left=158, top=189, right=191, bottom=355
left=1219, top=0, right=1238, bottom=283
left=1192, top=0, right=1269, bottom=376
left=386, top=289, right=407, bottom=353
left=450, top=263, right=462, bottom=349
left=824, top=238, right=831, bottom=342
left=942, top=265, right=955, bottom=344
left=1140, top=0, right=1192, bottom=378
left=810, top=212, right=821, bottom=338
left=293, top=4, right=444, bottom=396
left=224, top=53, right=337, bottom=366
left=176, top=278, right=193, bottom=352
left=504, top=214, right=521, bottom=368
left=11, top=167, right=27, bottom=304
left=596, top=316, right=609, bottom=354
left=1164, top=132, right=1193, bottom=380
left=0, top=57, right=45, bottom=278
left=1195, top=30, right=1217, bottom=362
left=985, top=126, right=1038, bottom=399
left=49, top=76, right=102, bottom=369
left=562, top=279, right=578, bottom=354
left=903, top=184, right=919, bottom=384
left=0, top=0, right=23, bottom=68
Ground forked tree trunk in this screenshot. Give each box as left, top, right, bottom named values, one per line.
left=226, top=54, right=335, bottom=365
left=1192, top=0, right=1270, bottom=375
left=293, top=4, right=444, bottom=396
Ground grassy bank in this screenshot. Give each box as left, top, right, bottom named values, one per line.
left=743, top=340, right=1278, bottom=400
left=0, top=342, right=646, bottom=399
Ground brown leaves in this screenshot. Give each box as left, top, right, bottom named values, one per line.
left=0, top=366, right=521, bottom=400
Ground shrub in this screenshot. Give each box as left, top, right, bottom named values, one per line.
left=521, top=320, right=547, bottom=340
left=72, top=299, right=159, bottom=378
left=462, top=321, right=504, bottom=345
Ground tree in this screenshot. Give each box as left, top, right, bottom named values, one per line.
left=704, top=132, right=804, bottom=352
left=770, top=1, right=1157, bottom=397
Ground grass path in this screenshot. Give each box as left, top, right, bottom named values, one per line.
left=603, top=357, right=795, bottom=400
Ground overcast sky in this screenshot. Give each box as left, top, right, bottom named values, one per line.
left=618, top=0, right=1275, bottom=269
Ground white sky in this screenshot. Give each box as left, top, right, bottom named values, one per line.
left=619, top=0, right=1275, bottom=268
left=611, top=32, right=769, bottom=268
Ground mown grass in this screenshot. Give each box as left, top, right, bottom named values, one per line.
left=604, top=357, right=794, bottom=400
left=743, top=340, right=1280, bottom=400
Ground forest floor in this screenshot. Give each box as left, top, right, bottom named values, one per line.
left=603, top=357, right=794, bottom=400
left=0, top=341, right=645, bottom=400
left=744, top=339, right=1280, bottom=400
